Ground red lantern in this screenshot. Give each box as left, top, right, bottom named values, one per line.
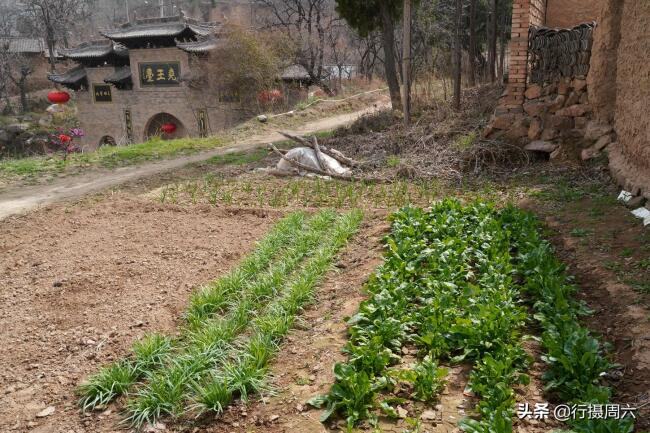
left=48, top=91, right=70, bottom=104
left=160, top=123, right=177, bottom=134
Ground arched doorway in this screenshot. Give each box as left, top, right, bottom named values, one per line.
left=144, top=113, right=187, bottom=141
left=99, top=135, right=116, bottom=147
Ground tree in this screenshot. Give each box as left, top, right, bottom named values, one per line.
left=335, top=0, right=404, bottom=110
left=452, top=0, right=462, bottom=109
left=259, top=0, right=341, bottom=95
left=187, top=26, right=290, bottom=110
left=487, top=0, right=498, bottom=82
left=19, top=0, right=94, bottom=72
left=468, top=0, right=477, bottom=86
left=0, top=42, right=34, bottom=113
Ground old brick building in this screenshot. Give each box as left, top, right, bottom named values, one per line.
left=48, top=14, right=249, bottom=149
left=491, top=0, right=649, bottom=201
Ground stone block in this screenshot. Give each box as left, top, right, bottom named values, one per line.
left=524, top=84, right=543, bottom=100
left=565, top=91, right=581, bottom=107
left=555, top=104, right=592, bottom=117
left=541, top=128, right=559, bottom=141
left=572, top=78, right=587, bottom=92
left=593, top=134, right=612, bottom=151
left=581, top=147, right=599, bottom=160
left=525, top=140, right=558, bottom=152
left=558, top=79, right=571, bottom=95
left=584, top=122, right=613, bottom=141
left=528, top=118, right=543, bottom=140
left=491, top=114, right=516, bottom=130
left=546, top=115, right=574, bottom=130
left=574, top=116, right=588, bottom=129
left=579, top=92, right=589, bottom=104
left=523, top=101, right=548, bottom=117
left=504, top=118, right=530, bottom=140
left=549, top=95, right=566, bottom=112
left=543, top=83, right=557, bottom=96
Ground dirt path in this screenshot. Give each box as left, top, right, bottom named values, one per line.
left=0, top=105, right=384, bottom=221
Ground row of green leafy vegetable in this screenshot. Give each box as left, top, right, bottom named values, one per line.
left=78, top=209, right=363, bottom=427
left=311, top=200, right=633, bottom=433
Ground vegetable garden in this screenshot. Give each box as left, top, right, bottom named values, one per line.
left=73, top=197, right=640, bottom=432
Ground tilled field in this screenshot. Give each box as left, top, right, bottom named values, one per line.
left=0, top=159, right=648, bottom=433
left=0, top=197, right=280, bottom=432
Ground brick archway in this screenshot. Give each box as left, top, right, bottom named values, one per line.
left=144, top=113, right=188, bottom=141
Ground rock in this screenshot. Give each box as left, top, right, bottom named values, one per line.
left=528, top=118, right=543, bottom=140
left=548, top=95, right=566, bottom=112
left=524, top=84, right=542, bottom=100
left=584, top=122, right=613, bottom=141
left=525, top=140, right=558, bottom=153
left=523, top=101, right=547, bottom=117
left=53, top=280, right=63, bottom=287
left=542, top=83, right=557, bottom=96
left=593, top=134, right=612, bottom=151
left=565, top=91, right=581, bottom=107
left=545, top=115, right=574, bottom=130
left=6, top=123, right=30, bottom=134
left=36, top=406, right=55, bottom=418
left=397, top=406, right=408, bottom=418
left=550, top=148, right=561, bottom=160
left=541, top=128, right=559, bottom=141
left=0, top=129, right=9, bottom=143
left=491, top=113, right=516, bottom=130
left=558, top=79, right=571, bottom=95
left=572, top=78, right=587, bottom=92
left=574, top=116, right=589, bottom=129
left=555, top=104, right=592, bottom=117
left=269, top=414, right=280, bottom=422
left=421, top=410, right=437, bottom=421
left=579, top=92, right=589, bottom=104
left=504, top=118, right=530, bottom=139
left=581, top=147, right=599, bottom=160
left=256, top=114, right=268, bottom=123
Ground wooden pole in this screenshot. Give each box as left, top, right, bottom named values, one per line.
left=402, top=0, right=412, bottom=126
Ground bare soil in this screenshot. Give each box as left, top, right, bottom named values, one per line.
left=0, top=196, right=280, bottom=432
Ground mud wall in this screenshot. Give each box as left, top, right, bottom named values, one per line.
left=545, top=0, right=598, bottom=29
left=613, top=1, right=650, bottom=172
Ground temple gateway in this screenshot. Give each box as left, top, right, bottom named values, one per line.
left=48, top=14, right=249, bottom=149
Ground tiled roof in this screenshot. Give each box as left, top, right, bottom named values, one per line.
left=104, top=66, right=132, bottom=83
left=0, top=37, right=44, bottom=53
left=59, top=40, right=128, bottom=59
left=48, top=66, right=87, bottom=85
left=281, top=64, right=311, bottom=80
left=176, top=35, right=220, bottom=53
left=101, top=15, right=218, bottom=40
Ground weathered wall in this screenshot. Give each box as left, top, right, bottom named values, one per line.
left=587, top=0, right=622, bottom=125
left=546, top=0, right=599, bottom=28
left=608, top=0, right=650, bottom=197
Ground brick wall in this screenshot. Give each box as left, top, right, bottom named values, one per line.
left=500, top=0, right=547, bottom=111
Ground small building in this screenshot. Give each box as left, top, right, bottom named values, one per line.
left=48, top=14, right=251, bottom=149
left=0, top=37, right=60, bottom=92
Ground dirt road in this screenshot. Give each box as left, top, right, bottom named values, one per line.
left=0, top=106, right=383, bottom=221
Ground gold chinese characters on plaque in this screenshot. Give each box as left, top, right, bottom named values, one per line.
left=139, top=62, right=181, bottom=86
